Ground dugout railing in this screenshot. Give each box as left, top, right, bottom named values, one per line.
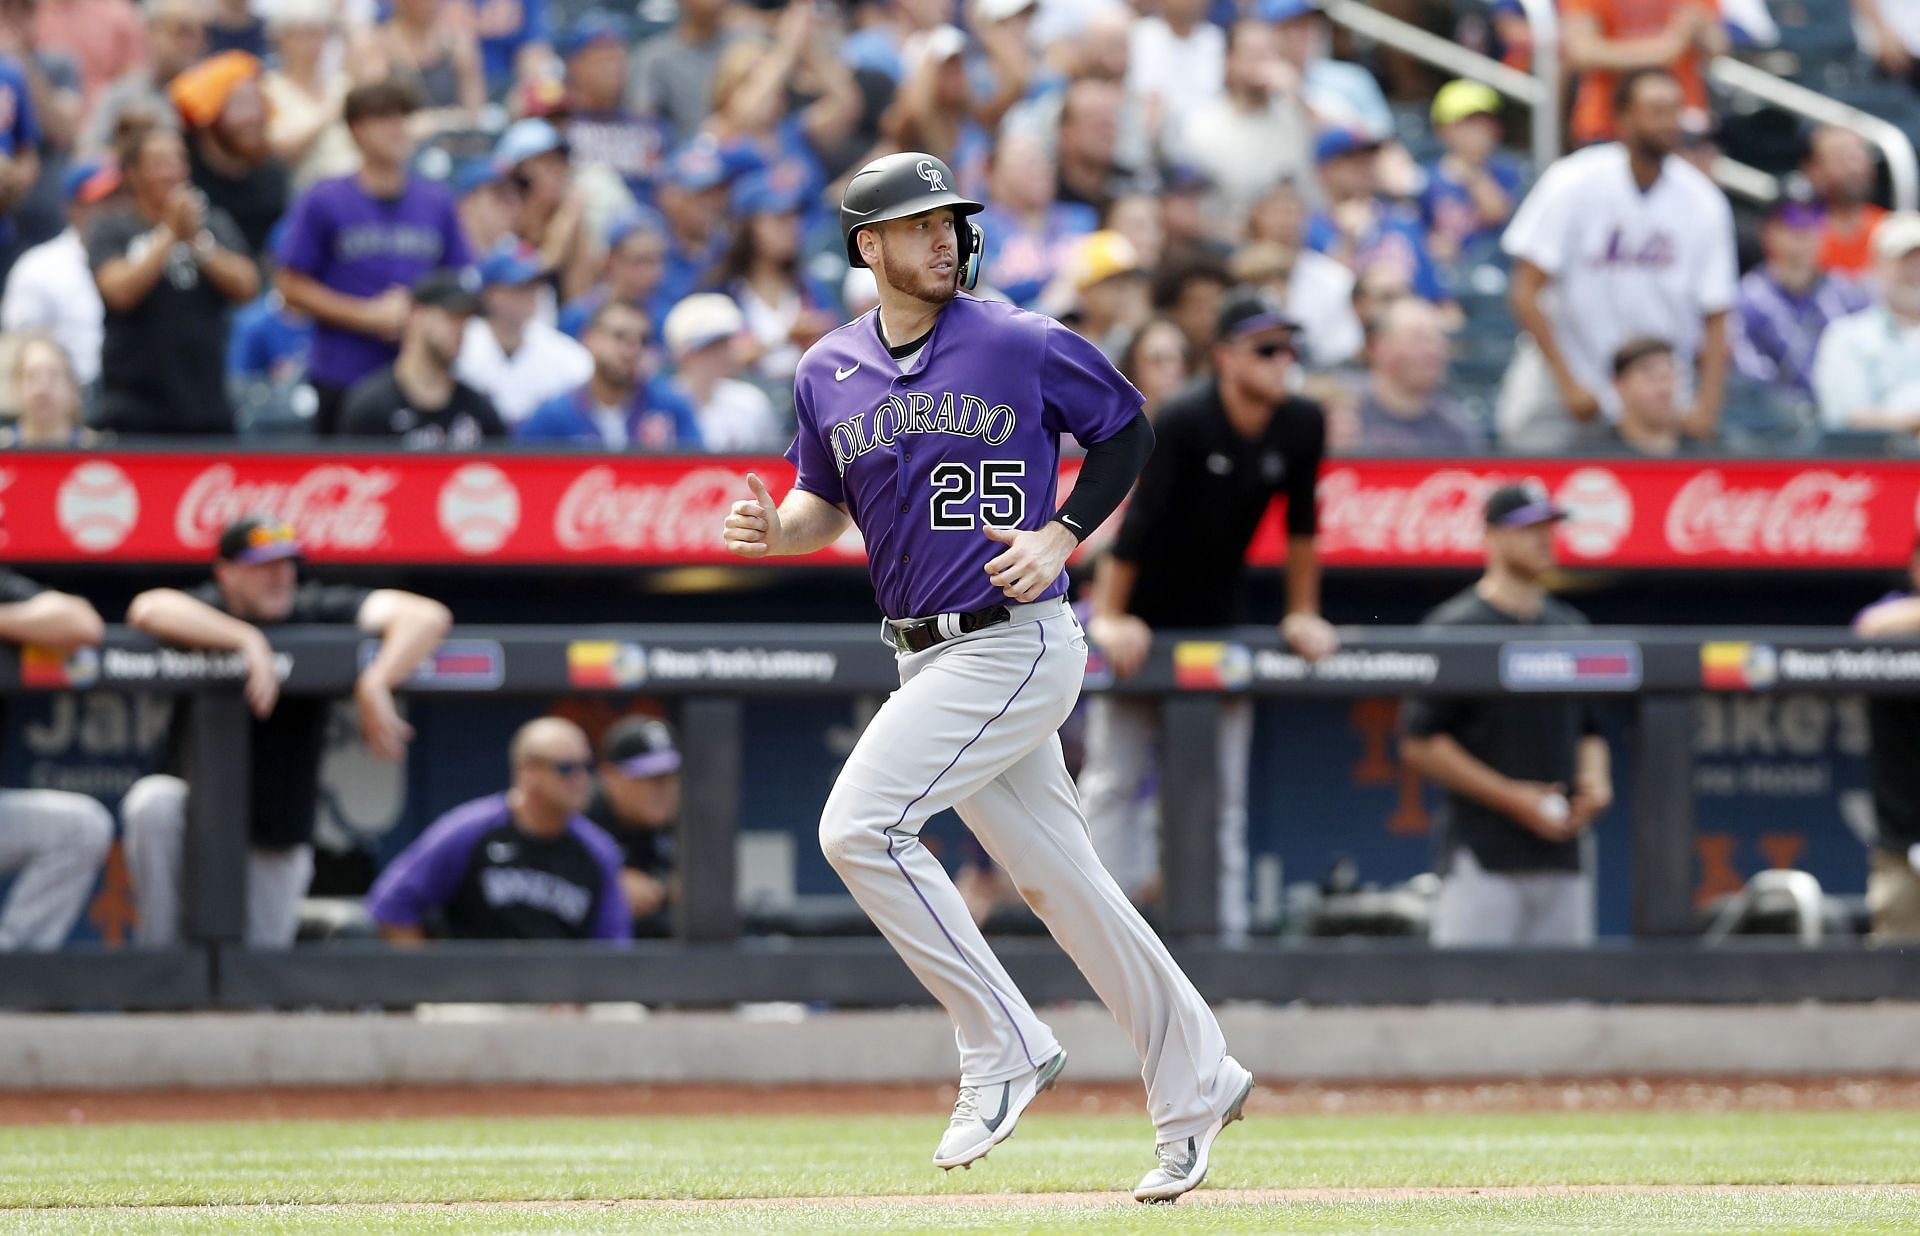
left=2, top=625, right=1919, bottom=1011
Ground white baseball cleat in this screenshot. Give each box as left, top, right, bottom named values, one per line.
left=1133, top=1059, right=1255, bottom=1203
left=932, top=1049, right=1068, bottom=1170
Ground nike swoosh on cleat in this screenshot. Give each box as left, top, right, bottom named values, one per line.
left=980, top=1084, right=1012, bottom=1132
left=835, top=363, right=860, bottom=380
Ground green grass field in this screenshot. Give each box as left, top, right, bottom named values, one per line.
left=3, top=1109, right=1918, bottom=1233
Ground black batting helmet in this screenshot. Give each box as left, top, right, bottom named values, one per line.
left=839, top=152, right=986, bottom=289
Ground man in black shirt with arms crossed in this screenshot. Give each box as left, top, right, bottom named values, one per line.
left=1399, top=484, right=1614, bottom=947
left=1082, top=288, right=1339, bottom=942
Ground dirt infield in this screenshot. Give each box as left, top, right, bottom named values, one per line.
left=7, top=1075, right=1920, bottom=1125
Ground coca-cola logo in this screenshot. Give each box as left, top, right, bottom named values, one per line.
left=1554, top=468, right=1632, bottom=559
left=57, top=461, right=139, bottom=553
left=1665, top=470, right=1876, bottom=558
left=555, top=466, right=754, bottom=554
left=1316, top=468, right=1496, bottom=559
left=176, top=464, right=396, bottom=552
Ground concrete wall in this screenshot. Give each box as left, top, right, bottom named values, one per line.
left=7, top=1003, right=1920, bottom=1089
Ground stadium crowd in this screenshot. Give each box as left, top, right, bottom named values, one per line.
left=0, top=0, right=1909, bottom=452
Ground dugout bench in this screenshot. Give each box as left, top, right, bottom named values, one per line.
left=2, top=626, right=1918, bottom=1009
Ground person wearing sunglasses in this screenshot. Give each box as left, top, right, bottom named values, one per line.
left=1082, top=285, right=1338, bottom=946
left=365, top=716, right=631, bottom=943
left=121, top=516, right=453, bottom=948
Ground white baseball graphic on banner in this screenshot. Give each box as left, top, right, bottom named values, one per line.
left=1555, top=467, right=1633, bottom=559
left=56, top=461, right=140, bottom=553
left=437, top=464, right=521, bottom=555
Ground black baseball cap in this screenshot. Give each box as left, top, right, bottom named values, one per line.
left=217, top=516, right=303, bottom=564
left=1484, top=481, right=1568, bottom=529
left=412, top=267, right=483, bottom=314
left=604, top=716, right=682, bottom=778
left=1214, top=287, right=1302, bottom=344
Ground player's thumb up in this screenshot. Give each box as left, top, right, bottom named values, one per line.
left=745, top=472, right=774, bottom=511
left=981, top=523, right=1019, bottom=545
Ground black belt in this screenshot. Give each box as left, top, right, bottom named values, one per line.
left=887, top=605, right=1011, bottom=653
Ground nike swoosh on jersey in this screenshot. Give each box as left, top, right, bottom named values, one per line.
left=835, top=363, right=861, bottom=381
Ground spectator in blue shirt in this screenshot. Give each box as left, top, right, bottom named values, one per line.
left=702, top=2, right=860, bottom=240
left=1732, top=196, right=1870, bottom=402
left=561, top=12, right=672, bottom=204
left=1307, top=129, right=1449, bottom=305
left=975, top=132, right=1099, bottom=306
left=1420, top=80, right=1521, bottom=269
left=519, top=299, right=700, bottom=450
left=654, top=140, right=734, bottom=311
left=0, top=51, right=42, bottom=260
left=366, top=717, right=630, bottom=943
left=559, top=207, right=673, bottom=340
left=228, top=292, right=313, bottom=384
left=468, top=0, right=554, bottom=95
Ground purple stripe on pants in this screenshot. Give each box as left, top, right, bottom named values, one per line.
left=883, top=620, right=1049, bottom=1070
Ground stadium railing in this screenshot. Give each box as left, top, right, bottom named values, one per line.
left=4, top=625, right=1920, bottom=1011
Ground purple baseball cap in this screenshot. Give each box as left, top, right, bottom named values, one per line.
left=217, top=516, right=304, bottom=564
left=1485, top=482, right=1568, bottom=529
left=604, top=716, right=682, bottom=779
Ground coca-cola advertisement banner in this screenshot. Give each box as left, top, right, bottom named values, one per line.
left=0, top=453, right=1914, bottom=569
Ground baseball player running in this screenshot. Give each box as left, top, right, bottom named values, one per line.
left=722, top=152, right=1252, bottom=1203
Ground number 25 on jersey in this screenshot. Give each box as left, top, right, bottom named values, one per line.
left=930, top=460, right=1027, bottom=530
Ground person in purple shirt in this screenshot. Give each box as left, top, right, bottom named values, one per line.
left=366, top=717, right=630, bottom=943
left=518, top=299, right=701, bottom=450
left=1731, top=196, right=1871, bottom=402
left=276, top=79, right=471, bottom=436
left=719, top=151, right=1251, bottom=1204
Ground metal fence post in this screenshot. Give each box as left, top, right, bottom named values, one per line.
left=185, top=692, right=251, bottom=946
left=1160, top=693, right=1222, bottom=940
left=1631, top=694, right=1697, bottom=936
left=677, top=695, right=742, bottom=942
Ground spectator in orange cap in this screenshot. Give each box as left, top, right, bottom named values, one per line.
left=172, top=49, right=286, bottom=258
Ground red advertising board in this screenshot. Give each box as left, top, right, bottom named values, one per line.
left=0, top=452, right=1914, bottom=569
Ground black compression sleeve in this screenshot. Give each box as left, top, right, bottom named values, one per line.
left=1052, top=412, right=1154, bottom=542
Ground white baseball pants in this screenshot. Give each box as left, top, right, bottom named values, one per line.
left=0, top=788, right=113, bottom=950
left=1430, top=845, right=1595, bottom=947
left=819, top=597, right=1244, bottom=1142
left=121, top=774, right=314, bottom=949
left=1079, top=695, right=1255, bottom=943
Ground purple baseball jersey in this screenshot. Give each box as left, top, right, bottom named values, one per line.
left=365, top=793, right=630, bottom=942
left=277, top=175, right=472, bottom=390
left=786, top=294, right=1142, bottom=621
